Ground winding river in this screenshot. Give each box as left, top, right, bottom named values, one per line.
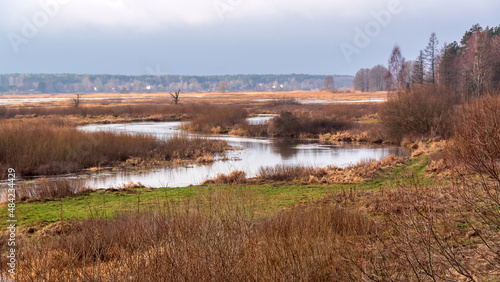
left=75, top=118, right=410, bottom=188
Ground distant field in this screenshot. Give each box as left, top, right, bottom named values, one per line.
left=0, top=90, right=387, bottom=105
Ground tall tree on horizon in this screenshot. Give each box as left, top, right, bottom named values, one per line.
left=217, top=81, right=228, bottom=93
left=424, top=32, right=439, bottom=84
left=461, top=30, right=494, bottom=99
left=386, top=45, right=406, bottom=91
left=353, top=69, right=370, bottom=92
left=323, top=75, right=335, bottom=92
left=368, top=65, right=388, bottom=91
left=412, top=50, right=425, bottom=84
left=438, top=41, right=460, bottom=88
left=399, top=60, right=413, bottom=88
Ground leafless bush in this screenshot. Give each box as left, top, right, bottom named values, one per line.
left=267, top=111, right=354, bottom=137
left=267, top=111, right=303, bottom=137
left=184, top=105, right=248, bottom=133
left=446, top=94, right=500, bottom=277
left=448, top=95, right=500, bottom=181
left=379, top=84, right=460, bottom=141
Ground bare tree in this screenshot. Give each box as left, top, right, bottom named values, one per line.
left=170, top=89, right=181, bottom=104
left=461, top=30, right=494, bottom=99
left=73, top=93, right=82, bottom=108
left=386, top=45, right=406, bottom=91
left=399, top=60, right=413, bottom=88
left=368, top=65, right=388, bottom=91
left=424, top=32, right=439, bottom=83
left=322, top=75, right=335, bottom=92
left=217, top=81, right=228, bottom=93
left=353, top=69, right=370, bottom=92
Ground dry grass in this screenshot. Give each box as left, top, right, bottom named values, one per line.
left=0, top=119, right=229, bottom=179
left=319, top=122, right=393, bottom=144
left=0, top=102, right=204, bottom=121
left=10, top=180, right=84, bottom=202
left=5, top=175, right=500, bottom=281
left=3, top=187, right=378, bottom=281
left=255, top=155, right=408, bottom=184
left=181, top=105, right=248, bottom=133
left=257, top=165, right=317, bottom=181
left=202, top=171, right=247, bottom=185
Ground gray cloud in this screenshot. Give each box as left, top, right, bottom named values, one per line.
left=1, top=0, right=499, bottom=75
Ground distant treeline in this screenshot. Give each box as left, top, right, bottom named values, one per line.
left=0, top=74, right=353, bottom=94
left=353, top=24, right=500, bottom=99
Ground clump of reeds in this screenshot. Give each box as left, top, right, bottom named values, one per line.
left=202, top=170, right=247, bottom=185
left=255, top=155, right=407, bottom=184
left=7, top=180, right=81, bottom=202
left=182, top=105, right=248, bottom=133
left=257, top=165, right=317, bottom=181
left=0, top=102, right=205, bottom=120
left=0, top=119, right=229, bottom=179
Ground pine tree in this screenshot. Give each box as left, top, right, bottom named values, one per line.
left=412, top=50, right=425, bottom=84
left=424, top=32, right=439, bottom=83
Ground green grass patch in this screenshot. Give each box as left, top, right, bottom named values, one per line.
left=4, top=183, right=347, bottom=231
left=3, top=155, right=436, bottom=231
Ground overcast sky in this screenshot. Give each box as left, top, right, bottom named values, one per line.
left=0, top=0, right=498, bottom=76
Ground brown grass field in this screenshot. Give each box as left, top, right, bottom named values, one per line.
left=0, top=90, right=387, bottom=103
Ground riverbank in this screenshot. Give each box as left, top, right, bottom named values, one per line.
left=5, top=151, right=497, bottom=281
left=3, top=134, right=499, bottom=280
left=1, top=155, right=426, bottom=231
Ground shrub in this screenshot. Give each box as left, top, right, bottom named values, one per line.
left=379, top=84, right=460, bottom=141
left=447, top=95, right=500, bottom=181
left=301, top=115, right=353, bottom=135
left=184, top=105, right=248, bottom=133
left=267, top=111, right=303, bottom=137
left=267, top=111, right=354, bottom=137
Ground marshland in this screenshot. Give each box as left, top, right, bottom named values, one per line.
left=1, top=16, right=500, bottom=282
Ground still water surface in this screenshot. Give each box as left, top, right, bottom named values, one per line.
left=77, top=120, right=409, bottom=188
